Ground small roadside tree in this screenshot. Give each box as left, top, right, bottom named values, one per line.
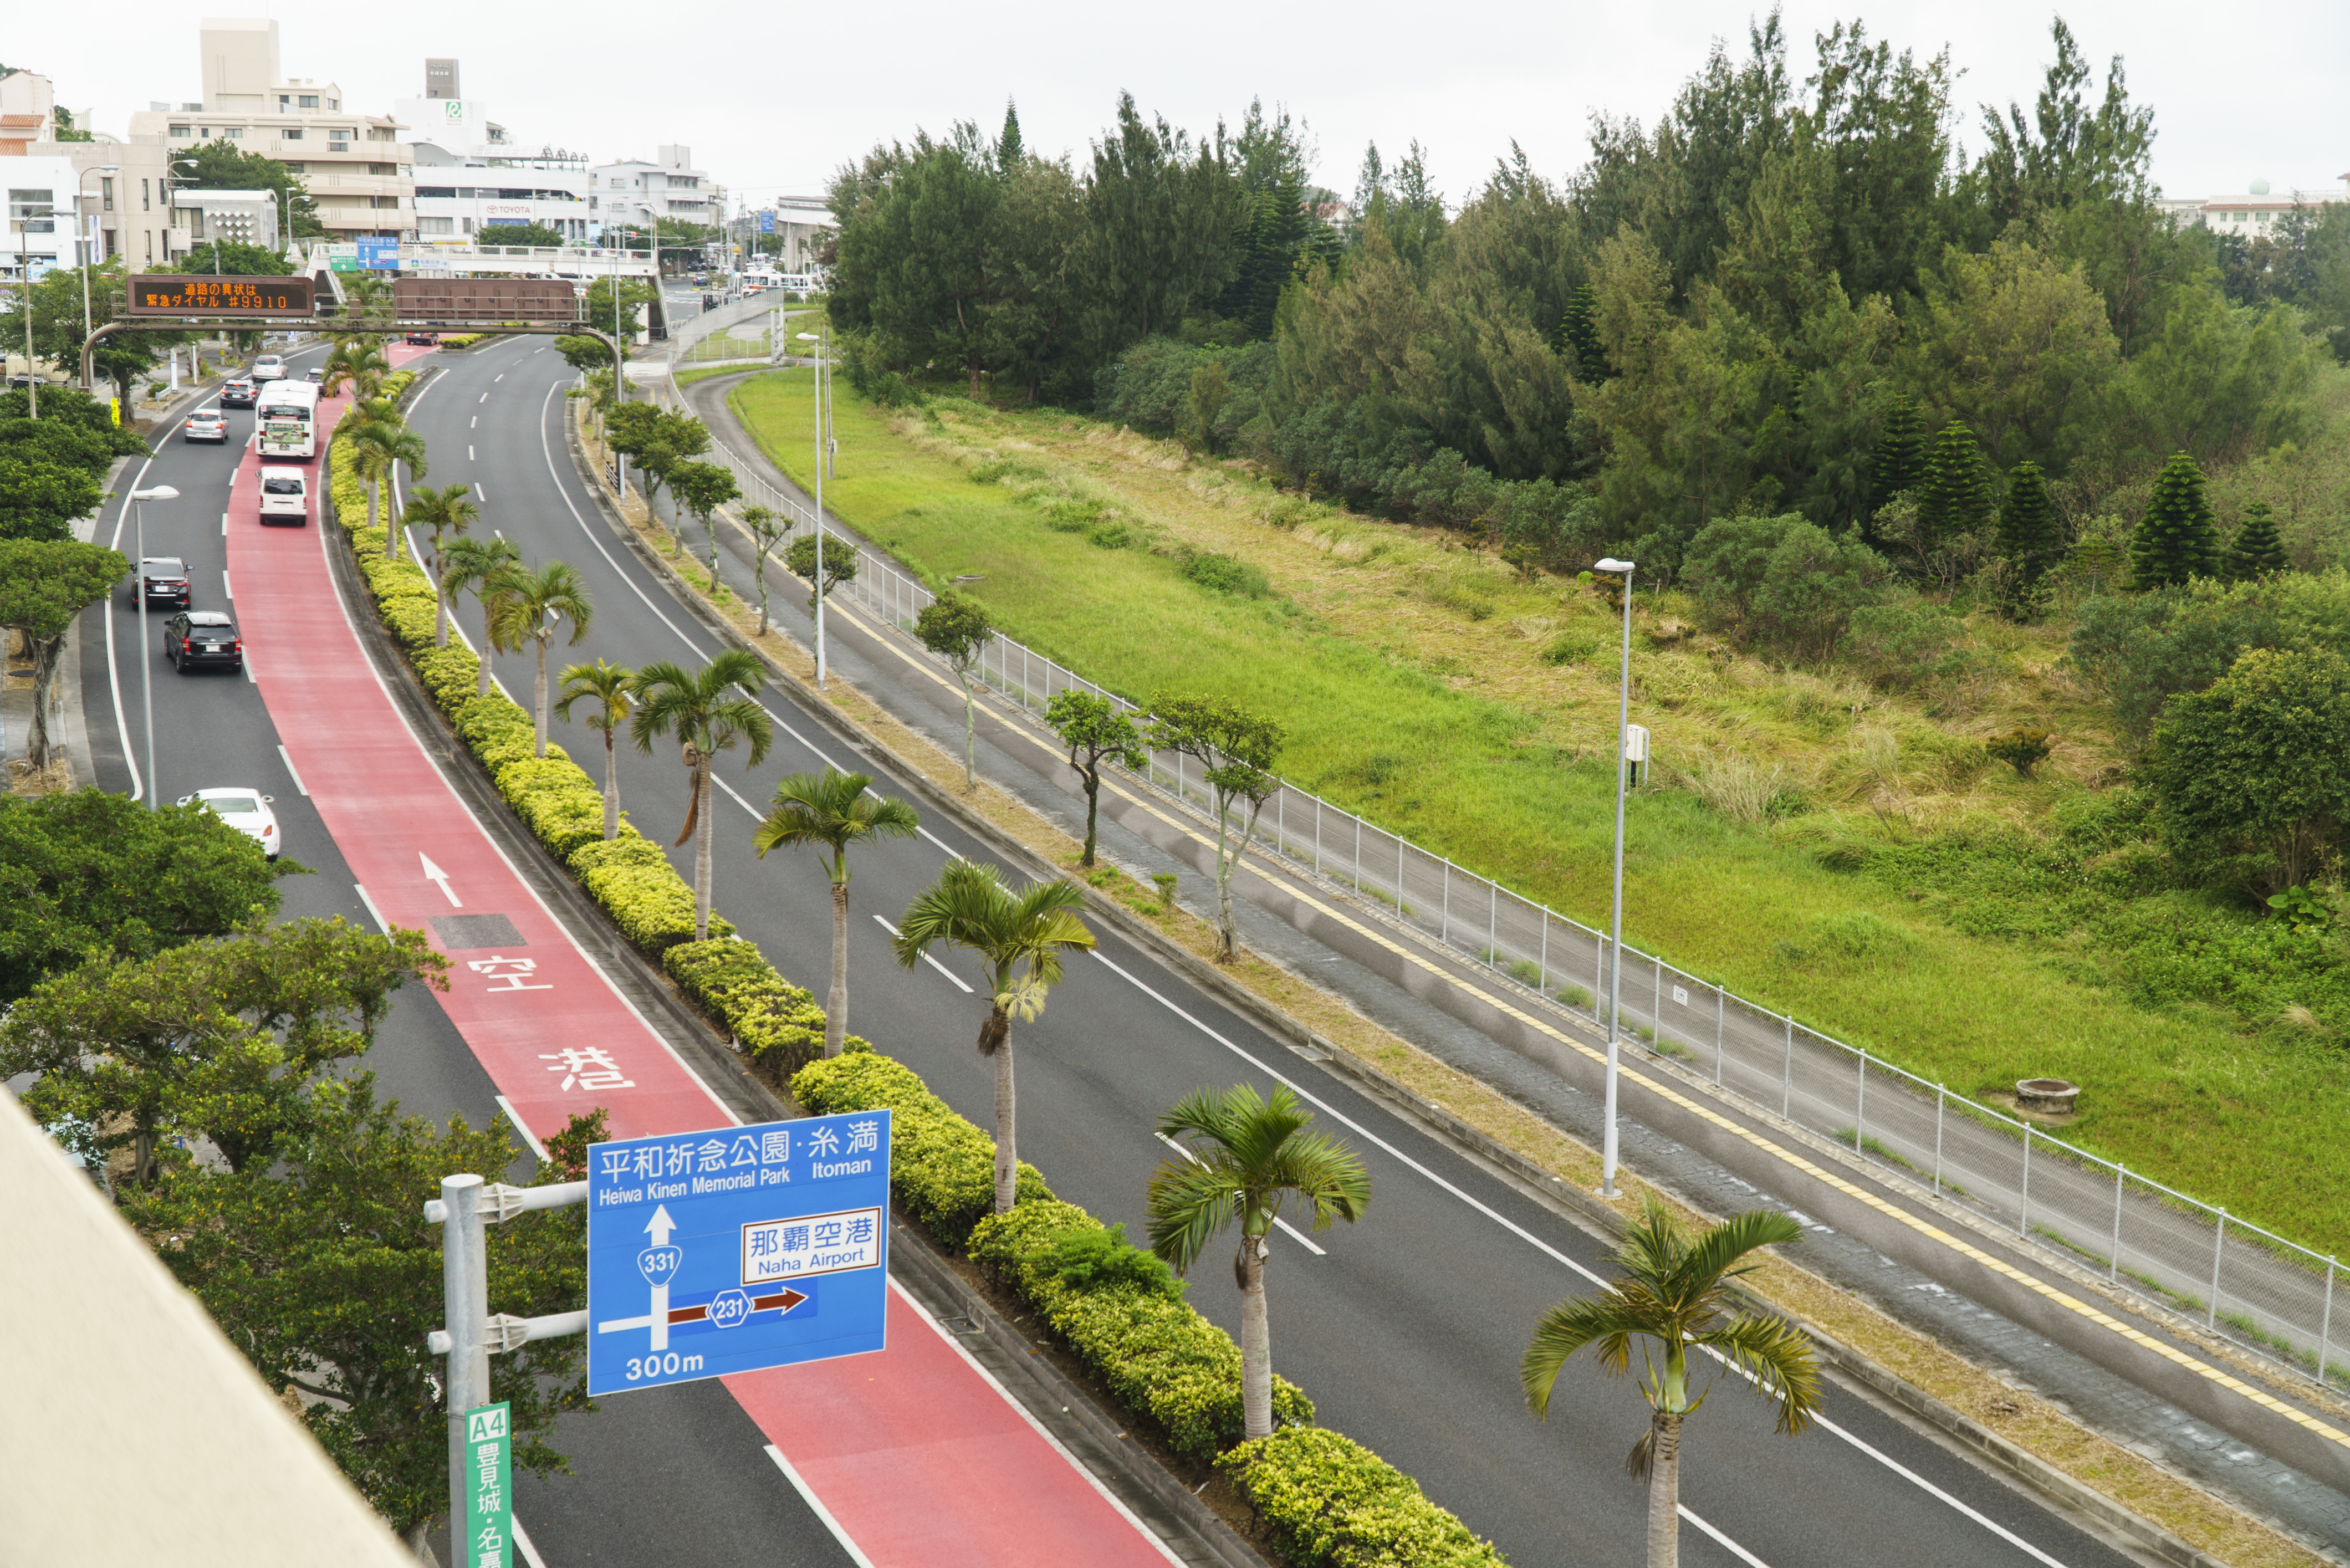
left=740, top=504, right=793, bottom=634
left=1043, top=690, right=1146, bottom=867
left=667, top=458, right=740, bottom=577
left=2149, top=645, right=2350, bottom=895
left=631, top=651, right=773, bottom=940
left=784, top=532, right=858, bottom=609
left=0, top=451, right=103, bottom=544
left=753, top=769, right=921, bottom=1055
left=554, top=660, right=638, bottom=841
left=0, top=538, right=126, bottom=768
left=2129, top=451, right=2221, bottom=589
left=916, top=592, right=995, bottom=790
left=1145, top=694, right=1285, bottom=959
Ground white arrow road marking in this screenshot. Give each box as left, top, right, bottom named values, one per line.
left=1153, top=1132, right=1326, bottom=1255
left=421, top=853, right=462, bottom=906
left=871, top=915, right=973, bottom=992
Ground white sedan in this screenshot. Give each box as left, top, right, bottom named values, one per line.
left=176, top=787, right=282, bottom=861
left=250, top=354, right=287, bottom=382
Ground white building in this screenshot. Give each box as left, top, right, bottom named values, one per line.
left=2165, top=176, right=2350, bottom=238
left=1, top=69, right=181, bottom=270
left=1, top=154, right=76, bottom=282
left=738, top=194, right=831, bottom=273
left=125, top=18, right=416, bottom=244
left=592, top=146, right=717, bottom=242
left=394, top=60, right=592, bottom=243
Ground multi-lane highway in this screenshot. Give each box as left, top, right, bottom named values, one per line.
left=262, top=330, right=2149, bottom=1567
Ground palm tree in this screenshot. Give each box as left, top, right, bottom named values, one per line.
left=440, top=535, right=521, bottom=696
left=891, top=863, right=1095, bottom=1215
left=753, top=769, right=921, bottom=1056
left=490, top=561, right=594, bottom=759
left=1147, top=1083, right=1369, bottom=1442
left=400, top=482, right=478, bottom=646
left=631, top=651, right=773, bottom=940
left=347, top=414, right=429, bottom=558
left=320, top=339, right=389, bottom=402
left=1522, top=1199, right=1821, bottom=1568
left=554, top=659, right=637, bottom=841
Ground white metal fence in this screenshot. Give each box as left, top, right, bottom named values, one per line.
left=645, top=369, right=2348, bottom=1397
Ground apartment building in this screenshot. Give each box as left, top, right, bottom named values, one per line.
left=125, top=18, right=415, bottom=243
left=2162, top=176, right=2350, bottom=237
left=0, top=69, right=179, bottom=271
left=592, top=146, right=718, bottom=242
left=395, top=60, right=591, bottom=242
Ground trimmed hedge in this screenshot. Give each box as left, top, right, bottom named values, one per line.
left=664, top=937, right=834, bottom=1076
left=791, top=1050, right=1051, bottom=1250
left=971, top=1199, right=1313, bottom=1461
left=1218, top=1429, right=1505, bottom=1568
left=567, top=836, right=730, bottom=950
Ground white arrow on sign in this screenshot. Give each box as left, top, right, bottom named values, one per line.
left=646, top=1204, right=676, bottom=1246
left=596, top=1206, right=684, bottom=1351
left=421, top=853, right=462, bottom=907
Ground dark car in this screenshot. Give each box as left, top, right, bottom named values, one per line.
left=220, top=378, right=258, bottom=408
left=165, top=610, right=243, bottom=673
left=404, top=330, right=437, bottom=346
left=136, top=557, right=191, bottom=611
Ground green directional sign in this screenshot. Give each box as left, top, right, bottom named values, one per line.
left=461, top=1402, right=513, bottom=1568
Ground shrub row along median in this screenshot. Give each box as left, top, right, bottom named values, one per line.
left=327, top=391, right=1503, bottom=1567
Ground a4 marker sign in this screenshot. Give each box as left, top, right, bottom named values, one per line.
left=584, top=1111, right=892, bottom=1395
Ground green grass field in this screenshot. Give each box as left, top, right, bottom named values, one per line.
left=727, top=369, right=2350, bottom=1255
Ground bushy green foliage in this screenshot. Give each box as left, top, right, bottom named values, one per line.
left=791, top=1050, right=1053, bottom=1247
left=2149, top=646, right=2350, bottom=895
left=1917, top=421, right=1994, bottom=550
left=2229, top=501, right=2287, bottom=581
left=1178, top=548, right=1270, bottom=597
left=566, top=836, right=729, bottom=953
left=1999, top=461, right=2062, bottom=583
left=1685, top=513, right=1890, bottom=660
left=665, top=938, right=830, bottom=1074
left=1985, top=729, right=2053, bottom=778
left=2130, top=452, right=2222, bottom=588
left=1868, top=395, right=1928, bottom=509
left=415, top=644, right=482, bottom=714
left=1036, top=1220, right=1184, bottom=1298
left=1218, top=1428, right=1505, bottom=1568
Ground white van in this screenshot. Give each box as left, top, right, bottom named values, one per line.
left=259, top=471, right=308, bottom=525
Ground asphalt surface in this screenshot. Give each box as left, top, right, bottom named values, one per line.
left=331, top=333, right=2154, bottom=1568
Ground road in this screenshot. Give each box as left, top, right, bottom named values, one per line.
left=359, top=332, right=2149, bottom=1567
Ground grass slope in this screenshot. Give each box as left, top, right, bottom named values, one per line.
left=729, top=370, right=2348, bottom=1254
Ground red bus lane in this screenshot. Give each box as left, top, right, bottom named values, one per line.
left=224, top=362, right=1179, bottom=1568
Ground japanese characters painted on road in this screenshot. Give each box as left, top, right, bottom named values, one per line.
left=462, top=1402, right=513, bottom=1568
left=586, top=1110, right=892, bottom=1396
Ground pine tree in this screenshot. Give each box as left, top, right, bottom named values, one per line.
left=2129, top=452, right=2222, bottom=589
left=1868, top=395, right=1928, bottom=507
left=1999, top=461, right=2062, bottom=581
left=1559, top=283, right=1608, bottom=384
left=997, top=101, right=1024, bottom=169
left=1917, top=421, right=1993, bottom=549
left=2228, top=500, right=2287, bottom=580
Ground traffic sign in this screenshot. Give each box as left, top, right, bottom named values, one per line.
left=585, top=1111, right=891, bottom=1396
left=125, top=274, right=311, bottom=317
left=356, top=236, right=400, bottom=271
left=758, top=210, right=775, bottom=236
left=461, top=1402, right=513, bottom=1568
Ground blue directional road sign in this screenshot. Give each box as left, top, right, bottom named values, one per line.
left=355, top=236, right=400, bottom=271
left=758, top=210, right=775, bottom=236
left=586, top=1111, right=891, bottom=1396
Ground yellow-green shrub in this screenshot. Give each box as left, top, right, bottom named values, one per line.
left=1218, top=1429, right=1503, bottom=1568
left=566, top=836, right=729, bottom=952
left=664, top=938, right=832, bottom=1074
left=416, top=645, right=481, bottom=714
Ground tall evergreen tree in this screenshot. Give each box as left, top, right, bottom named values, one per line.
left=2129, top=451, right=2222, bottom=588
left=997, top=101, right=1024, bottom=169
left=1917, top=420, right=1994, bottom=548
left=1559, top=283, right=1609, bottom=384
left=2228, top=500, right=2287, bottom=580
left=1867, top=395, right=1928, bottom=505
left=1999, top=460, right=2062, bottom=580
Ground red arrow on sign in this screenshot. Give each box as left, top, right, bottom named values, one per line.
left=665, top=1287, right=809, bottom=1326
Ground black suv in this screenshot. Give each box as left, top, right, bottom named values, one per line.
left=165, top=611, right=243, bottom=672
left=136, top=557, right=191, bottom=611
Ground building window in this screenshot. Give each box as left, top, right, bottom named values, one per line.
left=330, top=129, right=350, bottom=146
left=283, top=129, right=303, bottom=141
left=145, top=229, right=153, bottom=261
left=100, top=177, right=114, bottom=213
left=278, top=95, right=290, bottom=111
left=416, top=186, right=456, bottom=200
left=170, top=125, right=192, bottom=137
left=369, top=163, right=395, bottom=176
left=367, top=127, right=395, bottom=141
left=141, top=178, right=150, bottom=212
left=222, top=126, right=243, bottom=139
left=328, top=99, right=339, bottom=111
left=298, top=94, right=318, bottom=109
left=281, top=162, right=304, bottom=173
left=418, top=215, right=454, bottom=234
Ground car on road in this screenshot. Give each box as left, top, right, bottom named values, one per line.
left=220, top=377, right=258, bottom=408
left=251, top=354, right=287, bottom=381
left=135, top=557, right=191, bottom=611
left=404, top=330, right=437, bottom=345
left=258, top=472, right=308, bottom=525
left=164, top=610, right=243, bottom=673
left=305, top=365, right=326, bottom=382
left=183, top=408, right=229, bottom=443
left=175, top=787, right=280, bottom=861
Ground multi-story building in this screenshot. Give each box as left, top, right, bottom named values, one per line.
left=125, top=18, right=416, bottom=244
left=592, top=146, right=717, bottom=242
left=734, top=195, right=832, bottom=274
left=2163, top=177, right=2350, bottom=238
left=1, top=69, right=180, bottom=271
left=394, top=60, right=592, bottom=243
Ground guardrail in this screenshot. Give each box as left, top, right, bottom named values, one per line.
left=644, top=369, right=2348, bottom=1397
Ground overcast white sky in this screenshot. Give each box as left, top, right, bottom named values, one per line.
left=14, top=1, right=2347, bottom=210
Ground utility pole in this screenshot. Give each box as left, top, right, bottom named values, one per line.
left=130, top=486, right=181, bottom=808
left=16, top=217, right=40, bottom=419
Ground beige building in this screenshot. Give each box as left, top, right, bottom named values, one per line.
left=0, top=68, right=180, bottom=269
left=126, top=18, right=416, bottom=244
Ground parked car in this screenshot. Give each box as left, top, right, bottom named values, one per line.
left=183, top=409, right=229, bottom=443
left=175, top=786, right=280, bottom=861
left=164, top=610, right=243, bottom=673
left=258, top=472, right=308, bottom=525
left=403, top=330, right=437, bottom=346
left=220, top=378, right=258, bottom=408
left=250, top=354, right=287, bottom=381
left=136, top=556, right=191, bottom=611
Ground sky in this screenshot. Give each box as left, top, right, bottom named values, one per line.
left=13, top=1, right=2348, bottom=212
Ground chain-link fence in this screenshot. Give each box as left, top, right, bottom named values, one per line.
left=645, top=370, right=2348, bottom=1396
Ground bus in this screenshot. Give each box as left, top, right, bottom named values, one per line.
left=256, top=379, right=321, bottom=461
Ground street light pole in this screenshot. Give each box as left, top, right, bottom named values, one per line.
left=1593, top=556, right=1637, bottom=1199
left=75, top=165, right=121, bottom=392
left=130, top=485, right=181, bottom=809
left=794, top=329, right=827, bottom=687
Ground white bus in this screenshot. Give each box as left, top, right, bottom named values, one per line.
left=256, top=379, right=321, bottom=460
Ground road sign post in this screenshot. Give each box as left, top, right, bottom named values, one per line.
left=586, top=1111, right=892, bottom=1395
left=461, top=1402, right=514, bottom=1568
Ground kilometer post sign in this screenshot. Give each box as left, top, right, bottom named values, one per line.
left=584, top=1111, right=891, bottom=1395
left=125, top=274, right=313, bottom=317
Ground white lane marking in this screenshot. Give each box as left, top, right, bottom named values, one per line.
left=762, top=1444, right=876, bottom=1568
left=222, top=569, right=233, bottom=601
left=105, top=454, right=157, bottom=803
left=1089, top=948, right=2078, bottom=1560
left=871, top=914, right=974, bottom=992
left=277, top=744, right=308, bottom=795
left=1682, top=1506, right=1772, bottom=1566
left=475, top=483, right=487, bottom=501
left=1152, top=1131, right=1326, bottom=1254
left=469, top=445, right=475, bottom=461
left=511, top=1515, right=550, bottom=1568
left=471, top=415, right=478, bottom=428
left=886, top=1280, right=1189, bottom=1567
left=479, top=391, right=488, bottom=403
left=221, top=511, right=228, bottom=536
left=244, top=656, right=257, bottom=684
left=495, top=372, right=505, bottom=382
left=354, top=883, right=388, bottom=933
left=534, top=345, right=547, bottom=354
left=497, top=1096, right=549, bottom=1162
